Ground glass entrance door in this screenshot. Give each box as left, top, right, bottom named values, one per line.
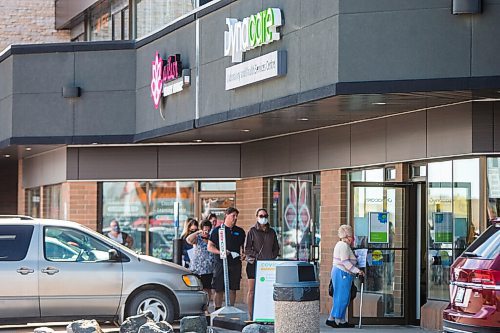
left=350, top=183, right=415, bottom=324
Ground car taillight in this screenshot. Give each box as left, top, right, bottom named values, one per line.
left=470, top=269, right=495, bottom=285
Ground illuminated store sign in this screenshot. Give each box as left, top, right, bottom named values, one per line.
left=224, top=8, right=282, bottom=63
left=225, top=50, right=286, bottom=90
left=150, top=52, right=190, bottom=111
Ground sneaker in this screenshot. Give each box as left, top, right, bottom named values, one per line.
left=325, top=319, right=338, bottom=328
left=338, top=322, right=355, bottom=328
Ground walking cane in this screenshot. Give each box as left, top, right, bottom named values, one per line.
left=358, top=274, right=365, bottom=329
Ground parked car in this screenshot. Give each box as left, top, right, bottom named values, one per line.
left=0, top=216, right=208, bottom=324
left=443, top=222, right=500, bottom=333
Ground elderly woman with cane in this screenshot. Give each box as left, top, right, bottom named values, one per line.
left=326, top=225, right=364, bottom=328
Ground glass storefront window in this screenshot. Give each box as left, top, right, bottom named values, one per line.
left=200, top=182, right=236, bottom=192
left=90, top=1, right=112, bottom=41
left=268, top=173, right=320, bottom=262
left=101, top=181, right=201, bottom=259
left=43, top=184, right=62, bottom=219
left=349, top=168, right=384, bottom=182
left=136, top=0, right=195, bottom=39
left=25, top=187, right=41, bottom=218
left=427, top=158, right=479, bottom=301
left=102, top=182, right=147, bottom=253
left=487, top=157, right=500, bottom=225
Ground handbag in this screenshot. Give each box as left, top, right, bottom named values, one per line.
left=328, top=279, right=357, bottom=299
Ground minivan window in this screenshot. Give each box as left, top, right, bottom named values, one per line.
left=463, top=225, right=499, bottom=260
left=44, top=226, right=112, bottom=262
left=0, top=225, right=34, bottom=261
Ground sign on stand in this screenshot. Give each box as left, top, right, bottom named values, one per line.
left=252, top=260, right=289, bottom=323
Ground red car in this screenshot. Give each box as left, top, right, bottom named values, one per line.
left=443, top=223, right=500, bottom=333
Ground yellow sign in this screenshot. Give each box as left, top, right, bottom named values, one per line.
left=372, top=250, right=383, bottom=261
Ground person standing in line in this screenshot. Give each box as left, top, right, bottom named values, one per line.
left=107, top=219, right=134, bottom=249
left=326, top=224, right=364, bottom=328
left=244, top=208, right=280, bottom=320
left=207, top=207, right=246, bottom=309
left=180, top=218, right=199, bottom=268
left=208, top=213, right=219, bottom=228
left=186, top=219, right=215, bottom=304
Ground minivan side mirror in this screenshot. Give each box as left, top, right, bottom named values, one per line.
left=108, top=249, right=120, bottom=261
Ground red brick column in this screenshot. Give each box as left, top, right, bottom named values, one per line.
left=319, top=169, right=348, bottom=314
left=66, top=182, right=98, bottom=230
left=17, top=160, right=25, bottom=215
left=235, top=177, right=267, bottom=304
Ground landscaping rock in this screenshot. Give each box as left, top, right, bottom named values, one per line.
left=242, top=323, right=275, bottom=333
left=120, top=311, right=155, bottom=333
left=66, top=319, right=103, bottom=333
left=179, top=315, right=207, bottom=333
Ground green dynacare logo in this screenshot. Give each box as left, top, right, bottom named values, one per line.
left=224, top=8, right=282, bottom=63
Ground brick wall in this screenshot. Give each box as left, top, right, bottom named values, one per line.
left=0, top=0, right=70, bottom=52
left=17, top=160, right=25, bottom=215
left=235, top=177, right=267, bottom=304
left=66, top=182, right=98, bottom=230
left=319, top=169, right=348, bottom=314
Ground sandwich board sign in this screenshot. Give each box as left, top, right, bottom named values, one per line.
left=252, top=260, right=289, bottom=322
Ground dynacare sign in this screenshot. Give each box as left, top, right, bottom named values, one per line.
left=225, top=50, right=286, bottom=90
left=224, top=8, right=282, bottom=63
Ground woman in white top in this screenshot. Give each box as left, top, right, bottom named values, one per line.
left=326, top=225, right=364, bottom=328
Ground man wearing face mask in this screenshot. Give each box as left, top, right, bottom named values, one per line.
left=244, top=208, right=280, bottom=320
left=107, top=219, right=134, bottom=249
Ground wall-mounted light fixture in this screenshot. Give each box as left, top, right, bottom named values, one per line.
left=452, top=0, right=482, bottom=15
left=62, top=85, right=81, bottom=98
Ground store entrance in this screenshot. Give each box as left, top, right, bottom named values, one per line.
left=349, top=182, right=419, bottom=325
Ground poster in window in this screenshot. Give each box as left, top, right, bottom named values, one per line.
left=433, top=212, right=453, bottom=243
left=368, top=212, right=389, bottom=243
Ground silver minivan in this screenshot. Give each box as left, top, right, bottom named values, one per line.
left=0, top=217, right=208, bottom=324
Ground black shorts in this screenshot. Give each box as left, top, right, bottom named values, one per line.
left=212, top=261, right=242, bottom=292
left=197, top=273, right=213, bottom=290
left=246, top=262, right=256, bottom=279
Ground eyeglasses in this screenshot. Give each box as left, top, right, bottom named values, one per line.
left=258, top=214, right=269, bottom=218
left=189, top=228, right=198, bottom=232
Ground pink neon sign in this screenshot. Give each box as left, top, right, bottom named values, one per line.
left=150, top=52, right=183, bottom=109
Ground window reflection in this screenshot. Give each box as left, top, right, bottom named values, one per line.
left=101, top=181, right=197, bottom=259
left=427, top=158, right=479, bottom=301
left=136, top=0, right=195, bottom=39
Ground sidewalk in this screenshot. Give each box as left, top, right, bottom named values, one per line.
left=0, top=304, right=432, bottom=333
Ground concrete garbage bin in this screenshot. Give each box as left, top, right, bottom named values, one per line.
left=273, top=262, right=320, bottom=333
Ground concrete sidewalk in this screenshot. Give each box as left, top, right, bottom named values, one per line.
left=0, top=303, right=431, bottom=333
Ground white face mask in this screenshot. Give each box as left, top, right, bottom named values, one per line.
left=257, top=217, right=268, bottom=225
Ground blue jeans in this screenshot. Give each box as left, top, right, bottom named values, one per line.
left=330, top=267, right=353, bottom=320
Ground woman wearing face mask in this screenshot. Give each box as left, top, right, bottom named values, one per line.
left=244, top=208, right=280, bottom=320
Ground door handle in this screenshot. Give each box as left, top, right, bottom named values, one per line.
left=41, top=267, right=59, bottom=275
left=16, top=267, right=34, bottom=275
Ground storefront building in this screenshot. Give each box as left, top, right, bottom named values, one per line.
left=1, top=0, right=499, bottom=330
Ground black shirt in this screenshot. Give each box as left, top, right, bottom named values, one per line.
left=209, top=224, right=246, bottom=265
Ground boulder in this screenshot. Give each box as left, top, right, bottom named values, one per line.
left=179, top=315, right=207, bottom=333
left=242, top=323, right=275, bottom=333
left=120, top=311, right=155, bottom=333
left=33, top=328, right=55, bottom=333
left=137, top=321, right=174, bottom=333
left=66, top=319, right=103, bottom=333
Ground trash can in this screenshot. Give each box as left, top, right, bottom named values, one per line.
left=273, top=262, right=320, bottom=333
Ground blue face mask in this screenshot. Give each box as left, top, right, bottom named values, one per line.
left=112, top=225, right=120, bottom=232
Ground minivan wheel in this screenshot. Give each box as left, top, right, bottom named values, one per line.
left=126, top=290, right=175, bottom=323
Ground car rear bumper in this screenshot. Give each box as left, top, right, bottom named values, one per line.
left=443, top=320, right=499, bottom=333
left=176, top=290, right=209, bottom=316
